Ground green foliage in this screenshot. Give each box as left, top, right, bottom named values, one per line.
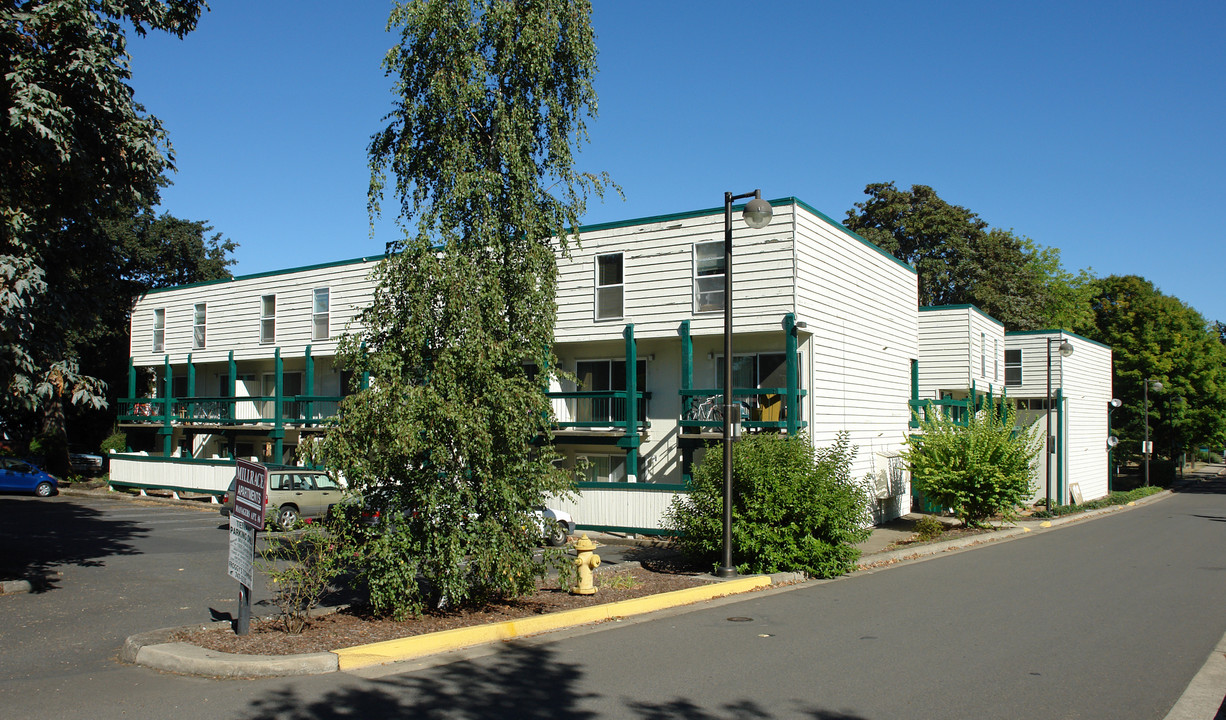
left=257, top=526, right=346, bottom=634
left=1077, top=275, right=1226, bottom=462
left=903, top=401, right=1041, bottom=528
left=664, top=433, right=871, bottom=578
left=843, top=182, right=1093, bottom=331
left=99, top=431, right=128, bottom=455
left=1032, top=486, right=1163, bottom=518
left=913, top=515, right=946, bottom=542
left=322, top=0, right=611, bottom=619
left=600, top=570, right=639, bottom=590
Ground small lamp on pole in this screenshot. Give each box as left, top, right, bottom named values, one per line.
left=717, top=190, right=772, bottom=579
left=1144, top=378, right=1162, bottom=486
left=1045, top=338, right=1074, bottom=514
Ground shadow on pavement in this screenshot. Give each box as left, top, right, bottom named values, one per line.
left=243, top=642, right=869, bottom=720
left=0, top=496, right=147, bottom=591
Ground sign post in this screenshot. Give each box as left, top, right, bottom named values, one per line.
left=229, top=459, right=268, bottom=635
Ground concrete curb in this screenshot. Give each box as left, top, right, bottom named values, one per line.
left=0, top=579, right=33, bottom=595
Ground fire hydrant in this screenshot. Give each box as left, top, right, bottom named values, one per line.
left=571, top=534, right=601, bottom=595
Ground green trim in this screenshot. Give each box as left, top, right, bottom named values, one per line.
left=576, top=524, right=671, bottom=536
left=1005, top=329, right=1113, bottom=351
left=574, top=481, right=689, bottom=492
left=143, top=255, right=384, bottom=295
left=919, top=304, right=1006, bottom=329
left=108, top=480, right=225, bottom=497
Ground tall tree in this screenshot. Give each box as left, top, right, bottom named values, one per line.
left=323, top=0, right=613, bottom=617
left=1081, top=275, right=1226, bottom=463
left=0, top=1, right=205, bottom=467
left=844, top=182, right=1091, bottom=331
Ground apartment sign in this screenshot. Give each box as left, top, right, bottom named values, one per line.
left=233, top=459, right=268, bottom=531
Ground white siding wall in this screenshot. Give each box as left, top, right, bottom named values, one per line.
left=792, top=205, right=919, bottom=517
left=130, top=257, right=381, bottom=367
left=917, top=306, right=1006, bottom=399
left=555, top=206, right=797, bottom=343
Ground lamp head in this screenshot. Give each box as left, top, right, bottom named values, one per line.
left=742, top=197, right=773, bottom=229
left=1107, top=436, right=1119, bottom=448
left=1058, top=341, right=1074, bottom=357
left=1110, top=398, right=1122, bottom=408
left=1152, top=380, right=1163, bottom=392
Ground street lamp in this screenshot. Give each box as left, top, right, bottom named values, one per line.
left=1144, top=378, right=1162, bottom=487
left=1107, top=398, right=1122, bottom=492
left=717, top=190, right=772, bottom=579
left=1045, top=337, right=1074, bottom=514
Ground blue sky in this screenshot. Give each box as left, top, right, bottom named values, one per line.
left=126, top=0, right=1225, bottom=324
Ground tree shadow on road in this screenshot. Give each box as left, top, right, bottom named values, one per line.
left=0, top=497, right=147, bottom=592
left=243, top=642, right=870, bottom=720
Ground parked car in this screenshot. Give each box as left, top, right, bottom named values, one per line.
left=0, top=458, right=58, bottom=497
left=69, top=449, right=104, bottom=476
left=220, top=469, right=345, bottom=530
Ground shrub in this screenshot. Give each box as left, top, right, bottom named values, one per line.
left=664, top=432, right=871, bottom=578
left=913, top=515, right=945, bottom=541
left=100, top=431, right=127, bottom=455
left=903, top=401, right=1041, bottom=528
left=1032, top=486, right=1163, bottom=518
left=257, top=525, right=346, bottom=633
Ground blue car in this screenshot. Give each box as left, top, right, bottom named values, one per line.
left=0, top=457, right=58, bottom=497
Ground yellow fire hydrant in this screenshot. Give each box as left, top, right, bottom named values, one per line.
left=571, top=534, right=601, bottom=595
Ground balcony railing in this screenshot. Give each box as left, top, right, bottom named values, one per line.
left=679, top=387, right=807, bottom=432
left=547, top=391, right=651, bottom=431
left=119, top=395, right=343, bottom=427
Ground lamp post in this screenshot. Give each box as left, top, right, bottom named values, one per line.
left=1144, top=378, right=1162, bottom=486
left=1107, top=398, right=1122, bottom=492
left=717, top=190, right=772, bottom=579
left=1045, top=337, right=1074, bottom=514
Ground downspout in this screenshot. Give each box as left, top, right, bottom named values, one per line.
left=1057, top=387, right=1065, bottom=505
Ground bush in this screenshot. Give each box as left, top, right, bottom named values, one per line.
left=913, top=515, right=945, bottom=541
left=100, top=431, right=127, bottom=455
left=664, top=432, right=871, bottom=578
left=1032, top=486, right=1163, bottom=518
left=257, top=525, right=346, bottom=633
left=903, top=401, right=1041, bottom=528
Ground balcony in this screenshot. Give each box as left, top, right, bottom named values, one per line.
left=679, top=387, right=808, bottom=433
left=547, top=390, right=651, bottom=433
left=119, top=395, right=343, bottom=427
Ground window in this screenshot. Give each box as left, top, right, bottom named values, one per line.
left=980, top=332, right=986, bottom=378
left=260, top=295, right=276, bottom=344
left=193, top=303, right=207, bottom=349
left=693, top=241, right=725, bottom=313
left=713, top=352, right=800, bottom=423
left=1004, top=349, right=1022, bottom=386
left=577, top=454, right=627, bottom=483
left=312, top=287, right=330, bottom=340
left=575, top=359, right=648, bottom=423
left=594, top=253, right=623, bottom=320
left=152, top=309, right=165, bottom=353
left=994, top=339, right=999, bottom=382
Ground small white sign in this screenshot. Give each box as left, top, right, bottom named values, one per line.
left=227, top=515, right=255, bottom=587
left=1142, top=440, right=1153, bottom=455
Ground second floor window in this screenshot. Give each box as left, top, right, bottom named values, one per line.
left=693, top=240, right=725, bottom=313
left=193, top=303, right=207, bottom=349
left=260, top=295, right=276, bottom=344
left=595, top=253, right=623, bottom=320
left=152, top=308, right=165, bottom=353
left=1004, top=349, right=1022, bottom=386
left=313, top=287, right=330, bottom=340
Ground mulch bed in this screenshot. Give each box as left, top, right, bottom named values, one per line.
left=175, top=562, right=714, bottom=656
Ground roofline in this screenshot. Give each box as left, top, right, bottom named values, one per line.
left=919, top=304, right=1006, bottom=329
left=1005, top=328, right=1113, bottom=351
left=144, top=196, right=916, bottom=296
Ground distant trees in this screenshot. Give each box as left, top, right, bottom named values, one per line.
left=844, top=182, right=1092, bottom=331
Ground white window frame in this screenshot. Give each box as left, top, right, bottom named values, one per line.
left=594, top=253, right=624, bottom=321
left=994, top=338, right=999, bottom=382
left=193, top=303, right=207, bottom=349
left=980, top=332, right=986, bottom=378
left=260, top=294, right=276, bottom=345
left=152, top=308, right=165, bottom=353
left=312, top=287, right=330, bottom=341
left=576, top=453, right=627, bottom=483
left=693, top=240, right=725, bottom=314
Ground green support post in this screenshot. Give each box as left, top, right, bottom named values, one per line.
left=910, top=359, right=920, bottom=428
left=273, top=348, right=284, bottom=464
left=784, top=313, right=799, bottom=435
left=127, top=357, right=136, bottom=401
left=1056, top=387, right=1065, bottom=505
left=187, top=353, right=196, bottom=421
left=162, top=355, right=173, bottom=457
left=227, top=351, right=237, bottom=422
left=618, top=324, right=639, bottom=482
left=679, top=320, right=693, bottom=484
left=304, top=345, right=314, bottom=424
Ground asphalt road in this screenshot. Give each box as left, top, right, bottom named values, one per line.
left=2, top=487, right=1225, bottom=719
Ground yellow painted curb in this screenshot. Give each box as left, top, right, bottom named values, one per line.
left=332, top=575, right=772, bottom=670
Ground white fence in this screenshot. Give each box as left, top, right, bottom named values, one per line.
left=106, top=455, right=687, bottom=533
